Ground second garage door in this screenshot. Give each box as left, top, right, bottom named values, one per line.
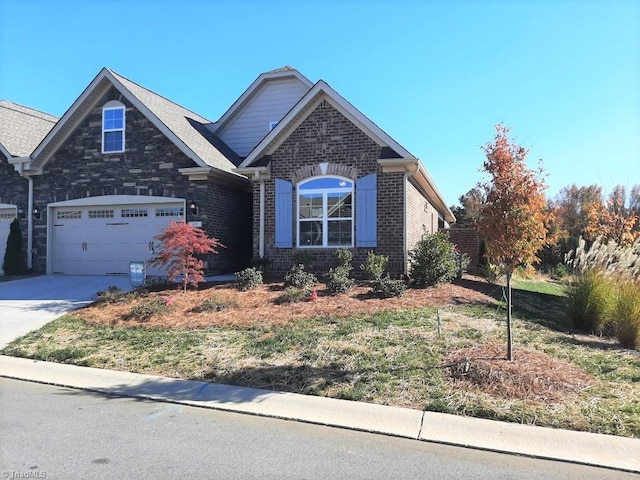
left=50, top=196, right=185, bottom=276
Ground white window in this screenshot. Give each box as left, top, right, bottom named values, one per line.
left=121, top=208, right=148, bottom=218
left=155, top=207, right=184, bottom=217
left=88, top=210, right=114, bottom=219
left=297, top=176, right=353, bottom=248
left=57, top=210, right=82, bottom=220
left=102, top=101, right=125, bottom=153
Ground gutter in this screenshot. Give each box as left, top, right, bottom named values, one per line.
left=403, top=162, right=420, bottom=275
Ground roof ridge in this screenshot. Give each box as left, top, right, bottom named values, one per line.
left=0, top=100, right=58, bottom=123
left=106, top=68, right=212, bottom=123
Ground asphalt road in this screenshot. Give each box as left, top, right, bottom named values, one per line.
left=0, top=378, right=636, bottom=480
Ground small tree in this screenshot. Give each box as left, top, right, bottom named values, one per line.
left=2, top=218, right=26, bottom=275
left=478, top=124, right=548, bottom=361
left=148, top=221, right=223, bottom=292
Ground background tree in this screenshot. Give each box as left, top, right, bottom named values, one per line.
left=149, top=221, right=223, bottom=292
left=478, top=124, right=548, bottom=360
left=450, top=186, right=485, bottom=227
left=2, top=218, right=26, bottom=276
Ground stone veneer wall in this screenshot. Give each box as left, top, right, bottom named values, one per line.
left=30, top=86, right=250, bottom=274
left=0, top=152, right=29, bottom=269
left=254, top=99, right=407, bottom=276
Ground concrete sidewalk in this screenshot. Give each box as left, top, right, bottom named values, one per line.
left=1, top=355, right=638, bottom=473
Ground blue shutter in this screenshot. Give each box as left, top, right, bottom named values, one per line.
left=356, top=173, right=377, bottom=247
left=275, top=179, right=293, bottom=248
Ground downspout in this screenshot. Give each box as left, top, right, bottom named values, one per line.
left=403, top=162, right=420, bottom=275
left=17, top=163, right=34, bottom=271
left=257, top=174, right=265, bottom=258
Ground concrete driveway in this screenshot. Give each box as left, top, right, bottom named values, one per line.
left=0, top=275, right=133, bottom=349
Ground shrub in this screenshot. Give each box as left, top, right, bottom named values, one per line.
left=325, top=269, right=354, bottom=294
left=455, top=251, right=471, bottom=279
left=96, top=285, right=131, bottom=304
left=360, top=251, right=388, bottom=281
left=551, top=263, right=569, bottom=280
left=612, top=280, right=640, bottom=349
left=284, top=263, right=317, bottom=291
left=275, top=287, right=309, bottom=304
left=236, top=267, right=263, bottom=291
left=409, top=231, right=457, bottom=287
left=124, top=298, right=172, bottom=321
left=2, top=218, right=26, bottom=275
left=371, top=275, right=406, bottom=298
left=566, top=270, right=616, bottom=334
left=191, top=296, right=239, bottom=313
left=250, top=257, right=271, bottom=273
left=325, top=248, right=354, bottom=295
left=291, top=250, right=313, bottom=268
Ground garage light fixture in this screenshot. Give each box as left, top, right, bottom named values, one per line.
left=18, top=207, right=26, bottom=219
left=32, top=206, right=41, bottom=219
left=189, top=200, right=198, bottom=216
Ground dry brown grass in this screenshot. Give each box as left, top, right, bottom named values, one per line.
left=75, top=278, right=495, bottom=329
left=445, top=343, right=593, bottom=404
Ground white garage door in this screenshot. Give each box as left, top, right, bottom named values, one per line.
left=50, top=196, right=185, bottom=276
left=0, top=205, right=18, bottom=269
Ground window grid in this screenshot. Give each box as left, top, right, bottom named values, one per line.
left=155, top=207, right=184, bottom=217
left=57, top=211, right=82, bottom=220
left=121, top=208, right=148, bottom=218
left=88, top=210, right=114, bottom=219
left=297, top=177, right=354, bottom=248
left=0, top=213, right=15, bottom=221
left=102, top=105, right=125, bottom=153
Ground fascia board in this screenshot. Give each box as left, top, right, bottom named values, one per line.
left=212, top=69, right=314, bottom=135
left=30, top=69, right=112, bottom=163
left=0, top=143, right=13, bottom=160
left=31, top=68, right=211, bottom=171
left=233, top=166, right=270, bottom=181
left=415, top=162, right=456, bottom=223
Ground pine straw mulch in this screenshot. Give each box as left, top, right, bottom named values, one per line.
left=444, top=343, right=593, bottom=404
left=73, top=278, right=495, bottom=329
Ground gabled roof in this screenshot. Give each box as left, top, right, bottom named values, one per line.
left=237, top=79, right=455, bottom=223
left=210, top=66, right=313, bottom=135
left=238, top=80, right=413, bottom=169
left=0, top=101, right=58, bottom=158
left=28, top=68, right=243, bottom=177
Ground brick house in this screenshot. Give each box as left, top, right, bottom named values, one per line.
left=1, top=66, right=454, bottom=277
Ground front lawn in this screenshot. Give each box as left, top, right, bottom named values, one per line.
left=2, top=276, right=638, bottom=438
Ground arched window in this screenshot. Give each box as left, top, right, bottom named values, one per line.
left=102, top=101, right=125, bottom=153
left=297, top=176, right=353, bottom=247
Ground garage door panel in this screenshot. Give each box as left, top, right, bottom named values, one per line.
left=51, top=200, right=183, bottom=276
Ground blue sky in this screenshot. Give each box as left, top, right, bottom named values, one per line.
left=1, top=0, right=638, bottom=207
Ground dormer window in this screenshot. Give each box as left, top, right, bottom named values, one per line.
left=102, top=101, right=125, bottom=153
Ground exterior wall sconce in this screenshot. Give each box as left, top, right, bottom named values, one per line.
left=189, top=200, right=198, bottom=216
left=32, top=206, right=41, bottom=219
left=18, top=207, right=26, bottom=219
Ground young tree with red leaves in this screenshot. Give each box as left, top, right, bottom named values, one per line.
left=478, top=125, right=548, bottom=361
left=149, top=221, right=223, bottom=293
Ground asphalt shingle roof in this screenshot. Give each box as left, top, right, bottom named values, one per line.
left=108, top=69, right=240, bottom=173
left=0, top=101, right=58, bottom=157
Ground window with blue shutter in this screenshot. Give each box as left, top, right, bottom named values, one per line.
left=356, top=173, right=377, bottom=247
left=275, top=179, right=293, bottom=248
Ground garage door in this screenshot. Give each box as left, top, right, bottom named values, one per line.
left=0, top=205, right=18, bottom=268
left=50, top=196, right=185, bottom=276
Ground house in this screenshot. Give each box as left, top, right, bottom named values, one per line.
left=1, top=66, right=454, bottom=277
left=0, top=101, right=58, bottom=272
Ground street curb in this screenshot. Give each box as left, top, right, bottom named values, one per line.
left=1, top=355, right=638, bottom=473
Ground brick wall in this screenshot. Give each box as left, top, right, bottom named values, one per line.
left=255, top=99, right=407, bottom=275
left=445, top=227, right=480, bottom=272
left=30, top=86, right=250, bottom=274
left=406, top=178, right=437, bottom=252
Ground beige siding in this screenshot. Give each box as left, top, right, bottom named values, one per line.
left=218, top=78, right=309, bottom=157
left=406, top=178, right=437, bottom=253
